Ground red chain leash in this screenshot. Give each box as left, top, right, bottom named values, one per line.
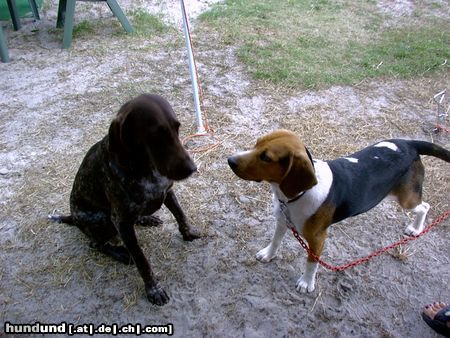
left=289, top=209, right=450, bottom=272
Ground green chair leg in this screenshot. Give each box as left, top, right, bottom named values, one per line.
left=106, top=0, right=133, bottom=33
left=28, top=0, right=40, bottom=20
left=56, top=0, right=67, bottom=28
left=6, top=0, right=21, bottom=31
left=58, top=0, right=133, bottom=49
left=0, top=25, right=10, bottom=63
left=62, top=0, right=76, bottom=49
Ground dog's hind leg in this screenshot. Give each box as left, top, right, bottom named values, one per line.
left=90, top=242, right=133, bottom=265
left=70, top=208, right=133, bottom=264
left=390, top=159, right=430, bottom=236
left=404, top=202, right=430, bottom=236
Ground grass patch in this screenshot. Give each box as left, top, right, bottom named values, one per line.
left=73, top=20, right=96, bottom=38
left=360, top=29, right=449, bottom=78
left=200, top=0, right=449, bottom=88
left=129, top=8, right=172, bottom=36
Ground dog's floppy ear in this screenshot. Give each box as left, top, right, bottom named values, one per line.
left=108, top=101, right=133, bottom=166
left=304, top=146, right=314, bottom=167
left=279, top=148, right=317, bottom=199
left=108, top=118, right=129, bottom=167
left=108, top=118, right=122, bottom=153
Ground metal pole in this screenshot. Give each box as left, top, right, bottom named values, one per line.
left=180, top=0, right=206, bottom=134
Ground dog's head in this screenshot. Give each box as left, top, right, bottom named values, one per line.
left=227, top=130, right=317, bottom=199
left=108, top=94, right=196, bottom=180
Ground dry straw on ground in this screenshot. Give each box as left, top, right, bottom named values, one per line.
left=1, top=1, right=449, bottom=337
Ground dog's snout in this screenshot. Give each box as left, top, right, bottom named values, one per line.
left=186, top=160, right=197, bottom=175
left=227, top=156, right=238, bottom=170
left=167, top=156, right=197, bottom=181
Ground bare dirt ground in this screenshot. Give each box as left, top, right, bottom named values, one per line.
left=0, top=1, right=449, bottom=337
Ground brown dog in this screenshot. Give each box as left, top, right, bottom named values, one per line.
left=50, top=94, right=200, bottom=305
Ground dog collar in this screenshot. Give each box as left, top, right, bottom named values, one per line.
left=287, top=190, right=307, bottom=203
left=279, top=190, right=307, bottom=205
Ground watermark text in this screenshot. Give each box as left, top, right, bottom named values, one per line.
left=4, top=322, right=174, bottom=336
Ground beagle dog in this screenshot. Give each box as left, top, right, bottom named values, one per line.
left=227, top=130, right=450, bottom=293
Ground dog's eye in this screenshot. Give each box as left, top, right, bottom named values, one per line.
left=260, top=152, right=272, bottom=162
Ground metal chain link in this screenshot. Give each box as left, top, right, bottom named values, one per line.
left=284, top=205, right=450, bottom=272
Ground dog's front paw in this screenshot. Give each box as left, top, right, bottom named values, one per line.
left=181, top=226, right=201, bottom=241
left=404, top=224, right=420, bottom=237
left=256, top=245, right=276, bottom=262
left=136, top=215, right=163, bottom=227
left=296, top=275, right=315, bottom=293
left=146, top=284, right=169, bottom=306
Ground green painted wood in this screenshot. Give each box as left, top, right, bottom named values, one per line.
left=28, top=0, right=40, bottom=20
left=6, top=0, right=21, bottom=30
left=0, top=25, right=10, bottom=62
left=0, top=0, right=43, bottom=20
left=56, top=0, right=67, bottom=28
left=58, top=0, right=133, bottom=49
left=106, top=0, right=133, bottom=33
left=62, top=0, right=75, bottom=49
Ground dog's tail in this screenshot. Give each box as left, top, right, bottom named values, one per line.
left=408, top=140, right=450, bottom=162
left=48, top=212, right=74, bottom=225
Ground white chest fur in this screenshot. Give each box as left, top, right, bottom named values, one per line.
left=270, top=160, right=333, bottom=233
left=139, top=173, right=171, bottom=200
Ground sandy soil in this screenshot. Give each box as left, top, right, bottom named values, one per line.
left=0, top=1, right=449, bottom=337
